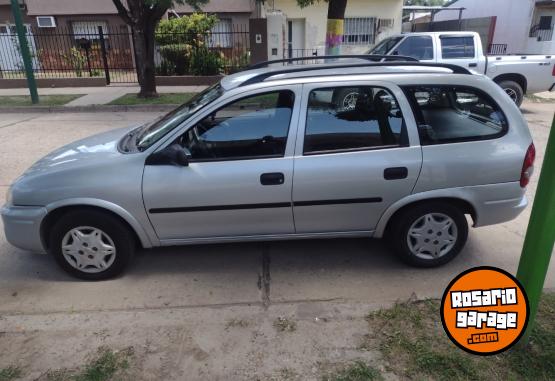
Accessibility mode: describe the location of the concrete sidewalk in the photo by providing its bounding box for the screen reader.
[0,85,206,106]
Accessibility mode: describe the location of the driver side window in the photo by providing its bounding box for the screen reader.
[178,90,295,161]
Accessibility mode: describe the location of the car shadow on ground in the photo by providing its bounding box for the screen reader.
[1,235,478,287]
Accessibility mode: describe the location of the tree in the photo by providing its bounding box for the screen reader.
[297,0,348,55]
[112,0,208,98]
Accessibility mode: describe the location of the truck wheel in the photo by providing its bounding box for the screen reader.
[49,210,135,280]
[332,88,360,111]
[389,202,468,267]
[497,80,523,106]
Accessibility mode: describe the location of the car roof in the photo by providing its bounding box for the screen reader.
[392,31,480,38]
[221,59,471,91]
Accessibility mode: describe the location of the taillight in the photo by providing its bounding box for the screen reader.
[520,143,536,188]
[552,64,555,76]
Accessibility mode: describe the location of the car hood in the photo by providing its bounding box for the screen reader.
[22,126,136,177]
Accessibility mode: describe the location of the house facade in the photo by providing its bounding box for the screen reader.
[265,0,403,56]
[0,0,256,77]
[434,0,555,54]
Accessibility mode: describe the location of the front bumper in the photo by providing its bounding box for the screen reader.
[1,205,47,253]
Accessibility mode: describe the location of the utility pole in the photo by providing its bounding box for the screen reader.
[517,115,555,344]
[10,0,38,104]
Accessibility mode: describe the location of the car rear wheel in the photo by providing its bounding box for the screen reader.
[389,202,468,267]
[49,210,135,280]
[497,80,523,106]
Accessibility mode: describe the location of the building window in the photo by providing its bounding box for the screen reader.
[208,19,232,48]
[343,17,377,45]
[539,15,552,30]
[72,21,109,41]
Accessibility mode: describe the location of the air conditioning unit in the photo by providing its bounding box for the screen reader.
[36,16,56,28]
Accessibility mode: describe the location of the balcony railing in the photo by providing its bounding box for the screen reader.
[487,43,508,55]
[529,24,554,41]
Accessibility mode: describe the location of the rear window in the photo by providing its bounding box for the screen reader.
[440,36,475,59]
[403,86,508,145]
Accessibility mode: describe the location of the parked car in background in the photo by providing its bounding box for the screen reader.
[1,58,534,280]
[368,31,555,106]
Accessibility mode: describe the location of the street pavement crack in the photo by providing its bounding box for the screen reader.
[258,243,271,309]
[0,115,41,130]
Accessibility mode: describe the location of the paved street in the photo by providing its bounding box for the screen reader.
[0,102,554,380]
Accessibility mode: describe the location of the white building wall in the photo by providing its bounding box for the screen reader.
[433,0,536,54]
[268,0,403,54]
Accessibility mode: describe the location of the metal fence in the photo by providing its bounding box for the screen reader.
[0,24,250,83]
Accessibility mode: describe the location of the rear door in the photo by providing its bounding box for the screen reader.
[438,34,485,72]
[291,81,422,234]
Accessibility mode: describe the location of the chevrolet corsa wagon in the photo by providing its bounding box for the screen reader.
[1,58,535,280]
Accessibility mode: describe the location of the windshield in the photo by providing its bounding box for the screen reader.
[368,37,403,55]
[136,83,224,151]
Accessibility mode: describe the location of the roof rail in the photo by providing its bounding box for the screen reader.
[239,61,472,87]
[248,54,418,70]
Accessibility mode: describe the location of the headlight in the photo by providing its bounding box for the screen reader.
[4,185,12,206]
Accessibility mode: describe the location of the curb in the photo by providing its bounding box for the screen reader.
[0,104,178,113]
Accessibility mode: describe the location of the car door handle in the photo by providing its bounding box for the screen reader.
[260,172,285,185]
[384,167,408,180]
[468,62,477,67]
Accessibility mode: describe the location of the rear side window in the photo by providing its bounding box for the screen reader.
[303,86,407,154]
[394,36,434,60]
[403,86,507,145]
[440,36,475,58]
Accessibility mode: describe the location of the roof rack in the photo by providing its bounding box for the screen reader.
[239,60,472,87]
[249,54,418,70]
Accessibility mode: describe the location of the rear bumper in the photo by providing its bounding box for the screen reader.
[1,205,47,253]
[474,194,527,227]
[549,83,555,92]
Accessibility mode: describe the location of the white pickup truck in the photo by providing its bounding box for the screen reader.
[368,31,555,105]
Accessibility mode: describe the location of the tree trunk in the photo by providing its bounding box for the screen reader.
[132,23,158,98]
[325,0,348,55]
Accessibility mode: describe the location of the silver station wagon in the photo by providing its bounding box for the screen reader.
[1,56,535,280]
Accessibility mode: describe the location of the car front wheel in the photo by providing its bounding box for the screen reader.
[49,210,135,280]
[389,202,468,267]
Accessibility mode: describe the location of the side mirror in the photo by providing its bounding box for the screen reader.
[145,144,191,167]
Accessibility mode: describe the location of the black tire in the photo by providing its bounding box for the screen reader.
[389,202,468,267]
[497,80,524,107]
[49,209,135,280]
[332,87,360,110]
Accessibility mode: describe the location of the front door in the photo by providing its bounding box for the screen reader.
[0,24,39,71]
[292,83,422,234]
[287,19,306,58]
[142,87,300,241]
